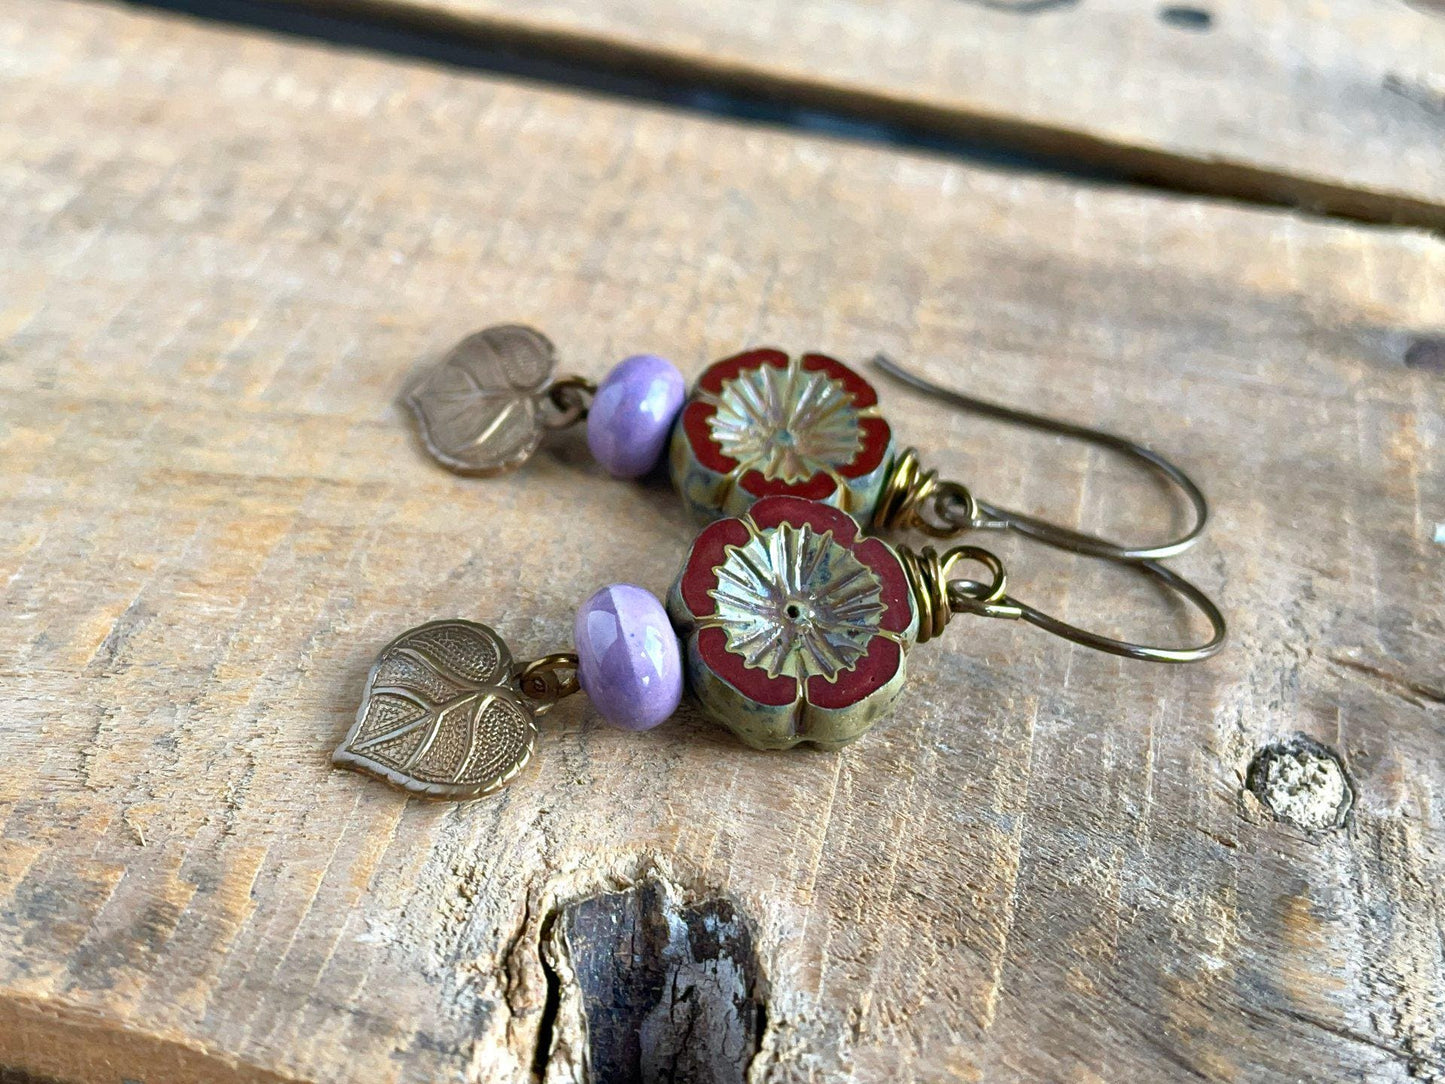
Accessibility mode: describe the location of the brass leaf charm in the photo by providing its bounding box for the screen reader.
[407,324,558,475]
[335,620,537,799]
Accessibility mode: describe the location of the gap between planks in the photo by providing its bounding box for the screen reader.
[131,0,1445,233]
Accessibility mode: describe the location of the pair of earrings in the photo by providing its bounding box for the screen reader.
[334,325,1225,799]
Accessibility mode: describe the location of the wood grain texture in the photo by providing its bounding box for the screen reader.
[2,1,1444,1081]
[300,0,1445,229]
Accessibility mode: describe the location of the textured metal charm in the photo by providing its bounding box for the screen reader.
[334,620,538,799]
[407,325,558,475]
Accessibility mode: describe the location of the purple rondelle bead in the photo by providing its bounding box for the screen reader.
[574,584,683,731]
[586,354,686,479]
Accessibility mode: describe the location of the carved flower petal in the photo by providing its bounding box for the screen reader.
[696,348,789,396]
[853,537,914,634]
[680,400,736,474]
[695,626,799,707]
[677,516,752,618]
[747,495,860,545]
[704,352,865,486]
[804,637,903,710]
[836,416,892,480]
[672,497,919,749]
[738,469,838,503]
[800,352,878,409]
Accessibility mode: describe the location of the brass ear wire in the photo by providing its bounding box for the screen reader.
[870,354,1209,561]
[901,543,1226,661]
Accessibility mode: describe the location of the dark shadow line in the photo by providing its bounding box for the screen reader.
[117,0,1445,231]
[118,0,1146,185]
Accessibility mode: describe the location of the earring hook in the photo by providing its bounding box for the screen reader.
[870,354,1208,562]
[898,544,1225,660]
[942,549,1226,662]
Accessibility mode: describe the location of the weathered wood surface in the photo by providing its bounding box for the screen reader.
[301,0,1445,229]
[1,1,1444,1081]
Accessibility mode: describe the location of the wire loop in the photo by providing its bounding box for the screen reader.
[873,448,986,538]
[871,354,1208,561]
[514,651,582,711]
[940,547,1008,605]
[541,375,597,430]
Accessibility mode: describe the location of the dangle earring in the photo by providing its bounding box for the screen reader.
[350,323,1226,796]
[333,494,1223,798]
[405,325,1207,558]
[667,495,1222,751]
[671,349,1207,557]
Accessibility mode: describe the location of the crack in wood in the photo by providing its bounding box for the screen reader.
[0,1070,73,1084]
[1273,1004,1443,1076]
[540,879,767,1084]
[120,0,1445,230]
[531,907,563,1083]
[1327,655,1445,710]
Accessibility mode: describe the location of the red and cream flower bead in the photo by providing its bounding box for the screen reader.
[667,496,919,750]
[669,349,894,523]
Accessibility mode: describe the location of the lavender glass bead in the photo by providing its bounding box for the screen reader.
[586,354,686,478]
[574,584,683,731]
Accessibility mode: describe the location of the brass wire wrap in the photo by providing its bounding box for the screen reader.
[898,543,948,643]
[898,544,1009,643]
[872,447,980,539]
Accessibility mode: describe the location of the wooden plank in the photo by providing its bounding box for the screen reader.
[297,0,1445,229]
[1,1,1444,1081]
